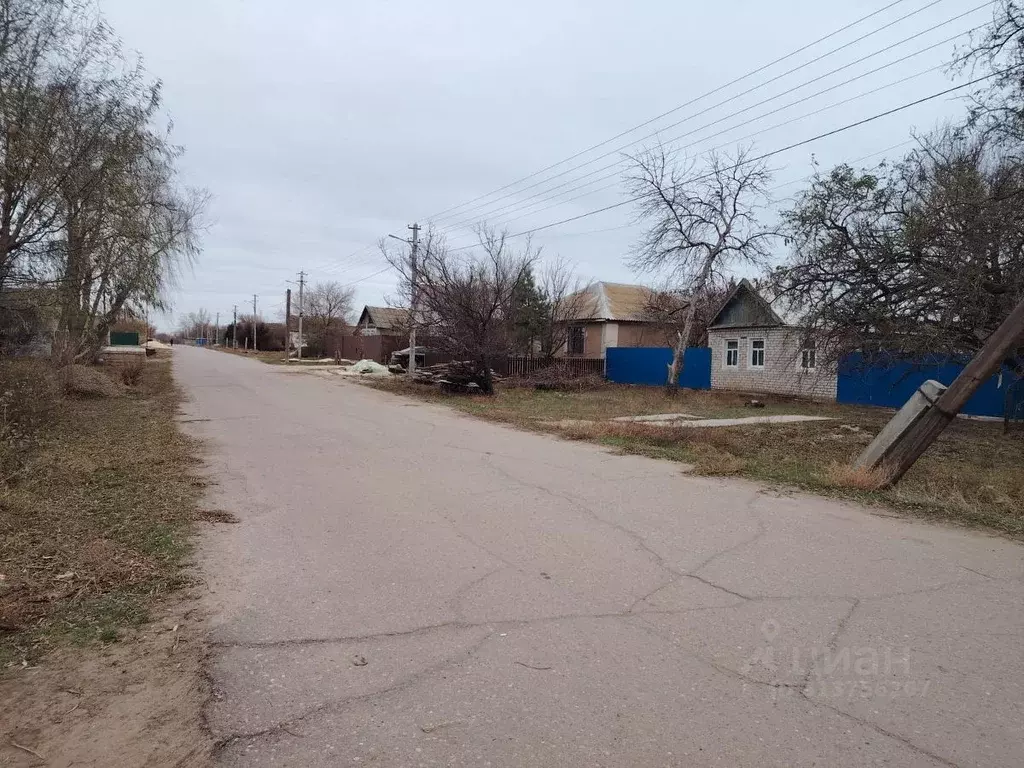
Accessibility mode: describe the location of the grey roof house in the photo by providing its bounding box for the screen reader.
[355,306,411,337]
[706,279,837,401]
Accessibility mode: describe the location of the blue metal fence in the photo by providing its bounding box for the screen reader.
[605,347,711,389]
[837,352,1013,418]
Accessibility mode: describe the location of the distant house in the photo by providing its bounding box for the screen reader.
[706,279,836,400]
[355,306,411,337]
[559,282,677,359]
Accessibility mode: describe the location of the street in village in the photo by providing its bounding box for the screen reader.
[176,346,1024,768]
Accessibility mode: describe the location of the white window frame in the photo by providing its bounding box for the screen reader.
[724,339,739,368]
[750,338,765,370]
[799,341,816,372]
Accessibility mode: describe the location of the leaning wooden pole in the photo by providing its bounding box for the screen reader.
[878,296,1024,485]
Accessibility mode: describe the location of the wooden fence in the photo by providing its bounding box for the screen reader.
[318,333,403,364]
[500,356,605,377]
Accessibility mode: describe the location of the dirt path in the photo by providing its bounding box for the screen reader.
[177,346,1024,767]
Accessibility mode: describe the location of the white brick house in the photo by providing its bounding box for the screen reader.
[707,280,837,401]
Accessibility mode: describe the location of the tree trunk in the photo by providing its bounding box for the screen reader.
[479,357,494,395]
[665,250,717,391]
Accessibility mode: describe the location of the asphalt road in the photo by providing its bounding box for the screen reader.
[174,346,1024,767]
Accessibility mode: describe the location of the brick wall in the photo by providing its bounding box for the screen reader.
[708,326,837,401]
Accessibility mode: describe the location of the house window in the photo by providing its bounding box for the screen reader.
[750,339,765,369]
[725,339,739,368]
[800,341,816,371]
[567,326,586,356]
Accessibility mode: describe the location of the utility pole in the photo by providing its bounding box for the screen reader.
[252,294,258,352]
[297,271,306,361]
[408,223,419,376]
[215,312,220,347]
[285,288,292,356]
[232,305,238,349]
[864,295,1024,484]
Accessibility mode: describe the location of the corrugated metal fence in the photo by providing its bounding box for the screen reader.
[837,353,1016,418]
[605,347,711,388]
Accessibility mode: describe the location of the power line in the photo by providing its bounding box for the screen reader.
[339,266,392,287]
[438,6,990,235]
[233,1,966,293]
[447,69,1010,252]
[423,0,922,223]
[534,139,916,242]
[461,56,952,237]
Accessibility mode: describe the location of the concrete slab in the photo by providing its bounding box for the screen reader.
[645,414,834,428]
[610,412,700,422]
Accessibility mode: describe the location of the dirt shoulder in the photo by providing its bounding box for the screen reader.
[0,352,212,766]
[0,598,209,768]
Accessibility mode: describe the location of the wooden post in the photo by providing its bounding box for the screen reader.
[879,296,1024,484]
[285,288,292,356]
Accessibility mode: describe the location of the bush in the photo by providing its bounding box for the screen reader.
[63,365,125,398]
[120,360,144,386]
[507,363,607,393]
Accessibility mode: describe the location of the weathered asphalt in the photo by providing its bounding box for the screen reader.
[174,346,1024,767]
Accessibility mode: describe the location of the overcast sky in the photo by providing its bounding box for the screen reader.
[98,0,989,331]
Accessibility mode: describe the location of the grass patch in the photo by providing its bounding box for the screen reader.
[369,377,1024,535]
[0,353,203,666]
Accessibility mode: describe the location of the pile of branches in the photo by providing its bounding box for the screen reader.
[410,361,504,394]
[506,362,606,392]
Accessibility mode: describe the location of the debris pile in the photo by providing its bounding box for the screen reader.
[408,361,502,393]
[336,359,391,377]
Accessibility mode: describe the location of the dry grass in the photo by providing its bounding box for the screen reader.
[825,462,895,491]
[374,377,840,423]
[370,377,1024,535]
[62,364,125,398]
[0,353,204,665]
[119,359,145,386]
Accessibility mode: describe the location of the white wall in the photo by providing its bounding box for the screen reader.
[708,326,837,401]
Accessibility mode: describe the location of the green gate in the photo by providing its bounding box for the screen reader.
[109,331,140,346]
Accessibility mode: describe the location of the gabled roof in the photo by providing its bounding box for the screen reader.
[708,279,785,329]
[357,305,411,330]
[565,282,664,322]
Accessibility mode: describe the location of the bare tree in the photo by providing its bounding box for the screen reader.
[532,257,586,361]
[626,144,775,389]
[0,0,131,291]
[0,0,207,360]
[955,1,1024,148]
[178,308,211,340]
[773,127,1024,374]
[639,282,732,350]
[381,226,538,393]
[304,280,355,354]
[53,113,206,361]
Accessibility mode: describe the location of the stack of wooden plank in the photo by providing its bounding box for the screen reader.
[408,361,503,392]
